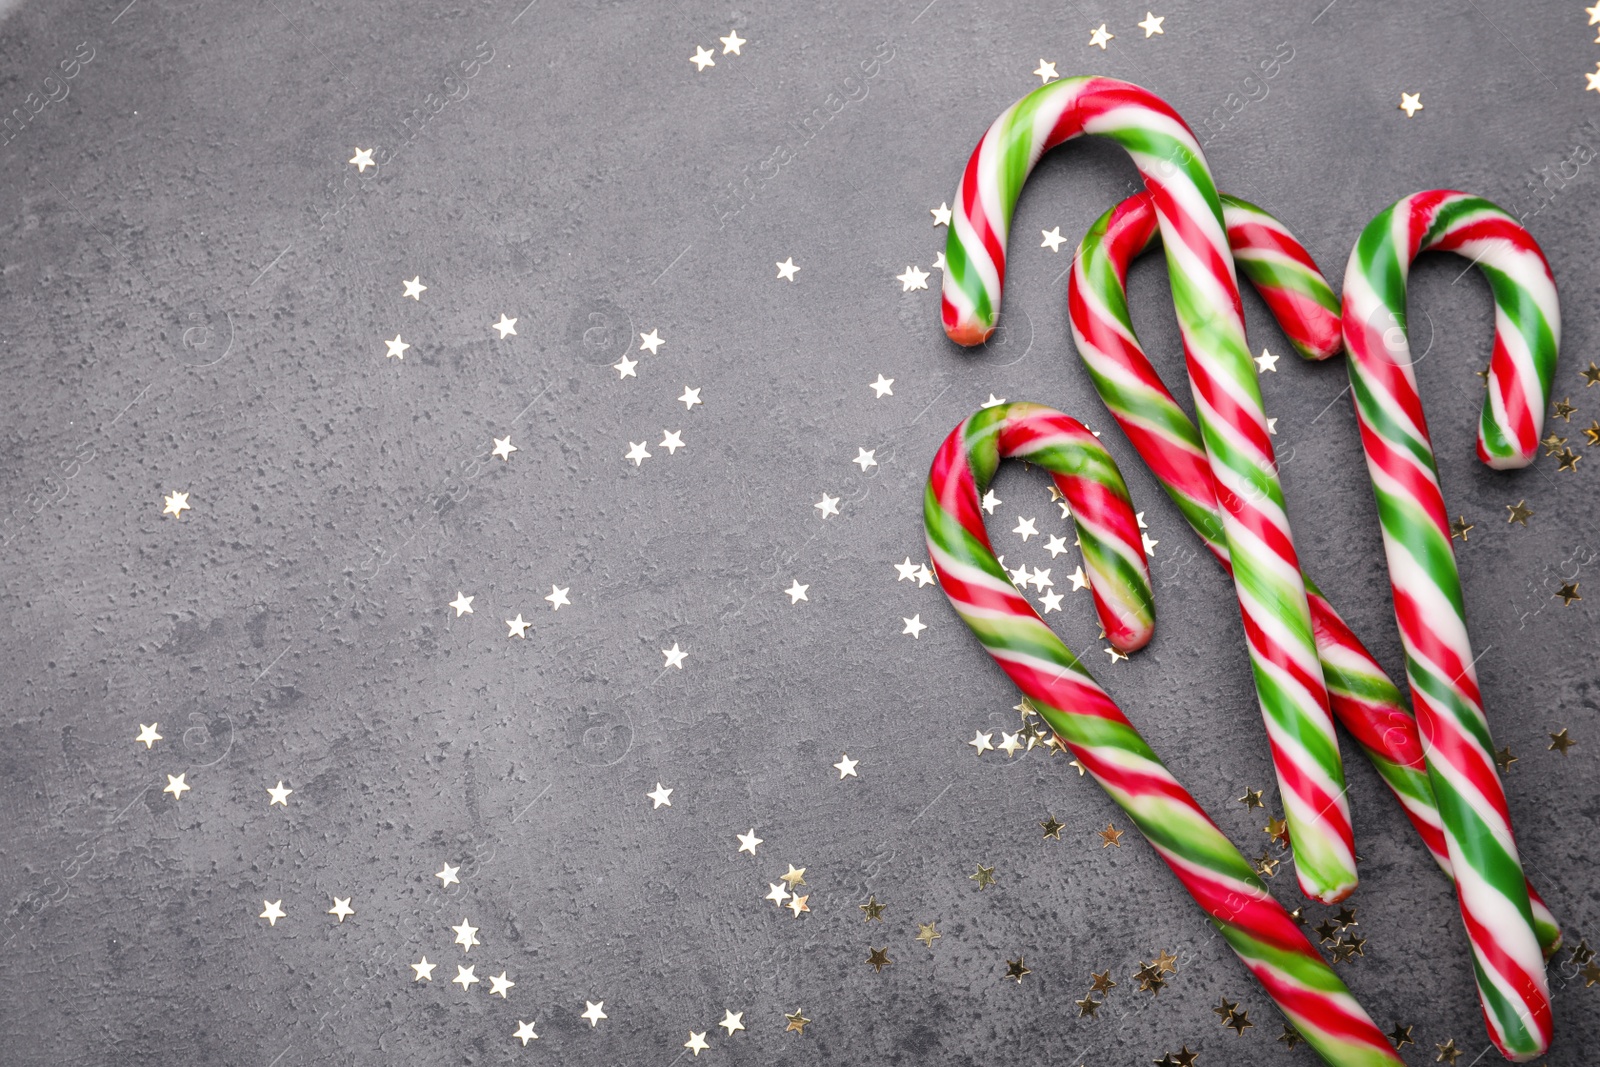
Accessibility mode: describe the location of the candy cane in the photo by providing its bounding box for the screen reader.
[942,78,1357,904]
[1067,189,1561,957]
[925,402,1403,1067]
[1343,191,1557,1061]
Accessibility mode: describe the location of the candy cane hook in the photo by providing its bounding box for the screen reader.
[925,402,1403,1067]
[1343,190,1557,1061]
[1067,189,1561,957]
[942,77,1357,903]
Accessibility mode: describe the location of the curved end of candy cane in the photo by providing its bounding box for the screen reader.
[1298,872,1358,906]
[1476,438,1537,472]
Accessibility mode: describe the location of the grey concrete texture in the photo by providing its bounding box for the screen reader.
[0,0,1596,1064]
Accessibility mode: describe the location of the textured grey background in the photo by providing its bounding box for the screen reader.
[0,0,1596,1064]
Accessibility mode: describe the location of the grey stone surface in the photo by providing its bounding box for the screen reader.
[0,0,1596,1064]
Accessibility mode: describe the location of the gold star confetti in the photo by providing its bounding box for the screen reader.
[1449,515,1474,541]
[1040,815,1065,840]
[259,899,285,926]
[719,1010,745,1036]
[1315,919,1341,944]
[1333,905,1358,929]
[1436,1037,1463,1064]
[786,893,810,918]
[348,147,374,171]
[1097,822,1124,848]
[267,781,293,806]
[859,895,886,921]
[164,773,189,799]
[1387,1022,1414,1049]
[1153,948,1179,974]
[1494,746,1517,772]
[411,957,435,981]
[1004,956,1031,982]
[968,730,994,755]
[1506,500,1534,525]
[1556,446,1582,471]
[866,947,892,971]
[684,1031,709,1056]
[1212,996,1238,1021]
[720,30,745,55]
[327,896,354,921]
[1581,959,1600,986]
[1549,728,1576,755]
[784,1009,810,1034]
[1090,970,1116,994]
[1585,420,1600,446]
[1399,92,1423,117]
[1033,58,1059,83]
[781,865,806,889]
[1555,582,1581,606]
[1278,1024,1303,1049]
[1553,396,1577,421]
[1134,961,1165,994]
[162,491,191,519]
[1075,994,1101,1016]
[1138,11,1165,36]
[136,723,161,748]
[970,864,996,890]
[1088,23,1114,48]
[914,922,941,948]
[1543,432,1569,455]
[1570,939,1594,966]
[1239,788,1264,809]
[690,45,715,71]
[1254,851,1279,877]
[582,1001,607,1027]
[1224,1007,1253,1035]
[1583,361,1600,386]
[402,276,426,299]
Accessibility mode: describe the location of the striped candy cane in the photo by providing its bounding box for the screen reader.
[1067,190,1561,956]
[925,402,1403,1067]
[1343,191,1557,1061]
[942,78,1357,903]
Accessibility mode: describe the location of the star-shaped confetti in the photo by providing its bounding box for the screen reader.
[647,782,674,808]
[859,895,886,921]
[452,918,480,951]
[896,265,930,291]
[412,957,436,981]
[815,493,840,518]
[349,147,374,172]
[639,329,665,354]
[492,436,518,460]
[164,773,189,799]
[513,1021,538,1045]
[1555,582,1581,606]
[402,275,426,299]
[1436,1038,1462,1064]
[916,921,942,947]
[136,723,162,748]
[662,642,689,668]
[902,615,926,638]
[659,430,684,454]
[436,863,460,887]
[626,441,651,465]
[1088,23,1114,48]
[1139,11,1165,36]
[488,971,514,998]
[719,1010,745,1035]
[449,592,474,616]
[1506,500,1534,526]
[684,1031,709,1056]
[1040,815,1065,840]
[834,753,859,778]
[866,947,893,971]
[786,893,809,917]
[784,1009,810,1034]
[1399,92,1423,117]
[328,896,354,922]
[968,730,994,755]
[506,614,530,638]
[1040,226,1066,252]
[384,334,409,360]
[971,864,996,890]
[720,30,745,54]
[853,447,877,471]
[1098,822,1124,847]
[781,866,806,888]
[1004,956,1031,982]
[163,491,191,519]
[736,829,762,855]
[267,781,293,806]
[260,900,285,926]
[930,202,952,226]
[870,374,894,398]
[1033,59,1058,83]
[775,257,800,281]
[690,46,716,71]
[1549,728,1576,755]
[582,1001,607,1026]
[1387,1022,1413,1049]
[784,579,809,604]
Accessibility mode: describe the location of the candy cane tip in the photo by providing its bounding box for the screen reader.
[944,319,993,347]
[1303,877,1358,906]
